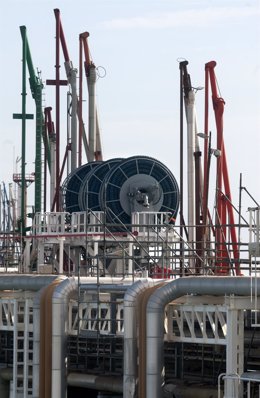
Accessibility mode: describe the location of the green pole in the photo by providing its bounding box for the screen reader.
[21,26,27,236]
[13,27,34,236]
[20,26,43,213]
[34,82,42,213]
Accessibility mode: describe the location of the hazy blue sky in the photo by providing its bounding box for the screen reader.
[0,0,259,222]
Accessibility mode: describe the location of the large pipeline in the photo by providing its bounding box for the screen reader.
[51,277,78,398]
[51,276,152,398]
[123,279,160,398]
[33,277,66,398]
[67,373,123,393]
[0,274,59,290]
[41,279,64,398]
[145,276,260,398]
[138,283,165,398]
[0,274,61,398]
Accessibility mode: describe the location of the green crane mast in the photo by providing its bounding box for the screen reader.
[19,26,50,215]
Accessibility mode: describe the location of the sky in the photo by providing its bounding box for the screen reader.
[0,0,259,228]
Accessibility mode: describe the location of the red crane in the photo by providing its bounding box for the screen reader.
[204,61,240,275]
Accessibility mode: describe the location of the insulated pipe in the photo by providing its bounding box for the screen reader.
[34,276,131,398]
[0,275,60,398]
[80,276,152,285]
[67,373,123,393]
[80,283,129,292]
[146,276,260,398]
[51,277,78,398]
[51,276,138,398]
[37,280,64,398]
[45,280,63,398]
[33,286,45,398]
[0,275,58,291]
[123,279,156,398]
[138,283,165,398]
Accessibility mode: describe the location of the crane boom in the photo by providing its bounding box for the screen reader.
[80,32,103,162]
[19,26,51,215]
[205,61,240,275]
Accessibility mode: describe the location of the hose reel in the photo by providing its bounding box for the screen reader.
[63,156,179,227]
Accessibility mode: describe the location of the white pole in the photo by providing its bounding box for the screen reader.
[185,90,196,245]
[88,66,97,162]
[58,237,65,274]
[65,62,78,171]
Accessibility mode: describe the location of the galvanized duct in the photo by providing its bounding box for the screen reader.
[67,373,123,393]
[145,276,260,398]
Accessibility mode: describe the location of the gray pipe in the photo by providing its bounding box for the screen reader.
[123,279,156,398]
[0,275,58,291]
[52,277,78,398]
[51,276,141,398]
[33,277,66,398]
[0,275,59,398]
[33,285,45,398]
[146,276,260,398]
[67,372,123,393]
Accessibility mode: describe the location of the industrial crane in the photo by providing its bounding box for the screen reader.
[79,31,103,163]
[19,26,52,214]
[180,61,204,274]
[48,9,103,211]
[204,61,240,275]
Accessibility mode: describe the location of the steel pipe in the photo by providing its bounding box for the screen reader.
[67,373,123,393]
[51,276,141,398]
[123,279,156,398]
[52,277,77,398]
[0,275,59,291]
[146,276,260,398]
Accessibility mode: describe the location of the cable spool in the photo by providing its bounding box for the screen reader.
[63,161,102,213]
[78,158,123,211]
[100,155,179,226]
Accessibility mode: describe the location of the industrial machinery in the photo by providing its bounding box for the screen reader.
[0,8,259,398]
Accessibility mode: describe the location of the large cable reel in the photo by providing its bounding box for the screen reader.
[100,155,179,226]
[63,161,102,213]
[78,158,123,212]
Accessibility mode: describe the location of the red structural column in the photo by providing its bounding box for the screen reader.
[46,9,68,211]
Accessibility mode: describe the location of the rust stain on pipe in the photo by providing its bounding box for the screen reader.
[39,279,62,398]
